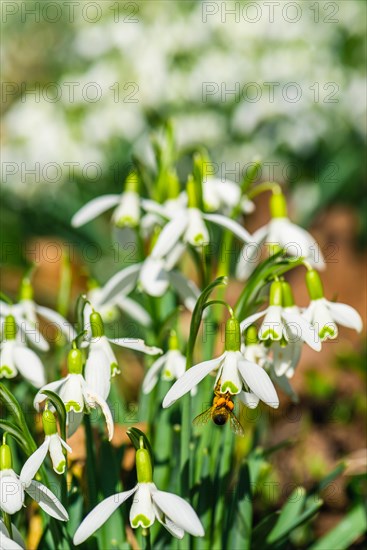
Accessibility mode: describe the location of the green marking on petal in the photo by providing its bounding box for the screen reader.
[111,363,120,376]
[0,366,15,378]
[131,514,152,528]
[221,381,239,394]
[319,326,336,340]
[194,233,204,244]
[65,401,82,413]
[115,216,137,228]
[261,329,281,340]
[55,460,66,474]
[162,369,173,380]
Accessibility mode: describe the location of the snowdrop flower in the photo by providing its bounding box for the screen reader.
[142,332,186,394]
[240,281,321,351]
[84,311,162,399]
[0,518,25,549]
[90,253,200,312]
[73,446,204,544]
[71,171,141,228]
[203,177,255,215]
[303,269,363,340]
[1,278,76,351]
[0,315,46,388]
[163,317,279,409]
[21,411,71,478]
[34,347,114,439]
[0,442,68,521]
[86,281,151,328]
[236,192,325,280]
[145,177,252,259]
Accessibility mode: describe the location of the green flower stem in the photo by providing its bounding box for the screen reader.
[2,511,12,539]
[84,414,98,510]
[180,392,191,499]
[247,181,282,199]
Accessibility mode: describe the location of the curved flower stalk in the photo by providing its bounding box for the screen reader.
[203,177,255,215]
[0,442,68,521]
[34,347,114,439]
[0,518,25,549]
[21,411,71,477]
[73,443,204,544]
[142,331,186,394]
[1,278,76,351]
[86,282,152,328]
[71,171,141,228]
[303,269,363,340]
[84,311,162,399]
[163,317,279,410]
[0,315,46,388]
[236,191,325,280]
[145,176,252,259]
[240,281,321,351]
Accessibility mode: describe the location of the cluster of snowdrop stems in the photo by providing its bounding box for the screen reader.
[0,148,363,549]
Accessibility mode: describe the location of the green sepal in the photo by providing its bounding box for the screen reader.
[306,269,324,300]
[90,311,105,338]
[67,348,83,375]
[270,192,287,218]
[269,281,283,306]
[19,278,34,301]
[281,281,295,307]
[136,448,153,483]
[245,325,259,346]
[225,318,241,351]
[42,410,57,436]
[124,170,139,193]
[0,444,12,470]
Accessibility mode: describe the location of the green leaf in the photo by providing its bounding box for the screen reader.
[41,390,67,441]
[267,487,307,543]
[309,504,367,550]
[127,427,154,471]
[0,383,36,452]
[0,420,31,455]
[186,276,227,370]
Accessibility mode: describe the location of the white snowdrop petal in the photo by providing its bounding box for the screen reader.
[142,354,168,394]
[83,385,114,441]
[0,519,25,549]
[0,471,24,514]
[34,379,66,411]
[219,352,243,394]
[237,360,279,408]
[326,301,363,333]
[109,338,162,356]
[203,213,251,243]
[35,306,76,341]
[151,212,188,259]
[185,209,209,247]
[73,487,137,545]
[25,480,68,521]
[71,195,120,227]
[0,341,17,379]
[114,296,152,327]
[49,435,67,474]
[238,391,260,409]
[84,345,111,401]
[129,484,155,529]
[236,225,268,281]
[240,309,268,332]
[162,356,224,408]
[282,309,321,351]
[13,345,46,388]
[258,306,283,341]
[139,257,170,297]
[98,263,141,305]
[151,489,204,537]
[19,439,50,486]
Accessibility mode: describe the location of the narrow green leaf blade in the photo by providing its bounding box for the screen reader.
[267,487,307,543]
[309,505,367,550]
[41,390,67,441]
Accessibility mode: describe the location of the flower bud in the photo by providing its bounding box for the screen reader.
[0,444,12,470]
[306,269,324,300]
[42,410,57,436]
[270,192,287,218]
[67,348,83,375]
[225,317,241,352]
[136,448,153,483]
[90,311,104,338]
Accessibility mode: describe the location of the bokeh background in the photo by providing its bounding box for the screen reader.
[1,0,366,545]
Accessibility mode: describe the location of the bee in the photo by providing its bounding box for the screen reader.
[193,381,244,437]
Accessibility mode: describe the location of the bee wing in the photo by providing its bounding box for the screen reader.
[193,406,213,427]
[229,411,245,437]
